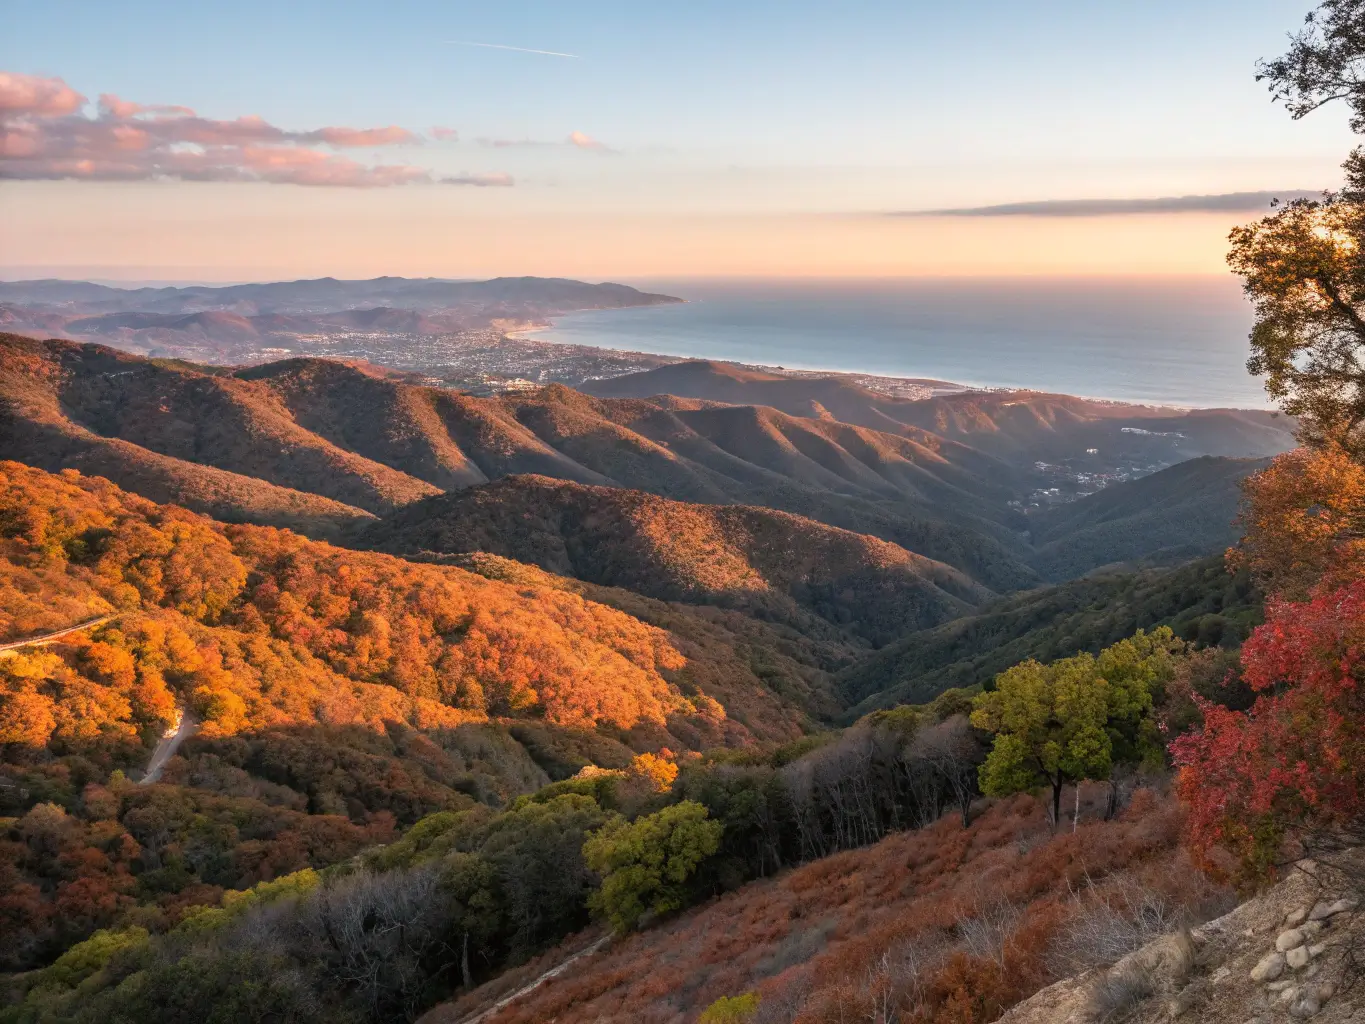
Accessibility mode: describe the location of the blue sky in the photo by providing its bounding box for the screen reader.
[2,0,1358,277]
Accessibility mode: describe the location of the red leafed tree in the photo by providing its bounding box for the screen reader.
[1172,581,1365,877]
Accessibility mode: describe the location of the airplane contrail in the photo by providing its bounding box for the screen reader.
[448,40,581,58]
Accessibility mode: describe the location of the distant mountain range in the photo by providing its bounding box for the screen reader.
[0,275,681,316]
[584,359,1293,463]
[0,334,1292,618]
[0,275,683,365]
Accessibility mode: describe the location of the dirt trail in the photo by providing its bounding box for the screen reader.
[0,615,113,656]
[418,934,611,1024]
[139,708,198,784]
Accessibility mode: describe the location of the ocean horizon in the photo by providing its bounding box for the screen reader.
[527,276,1271,409]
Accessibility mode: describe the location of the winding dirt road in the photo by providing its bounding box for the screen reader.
[0,615,113,657]
[139,709,198,784]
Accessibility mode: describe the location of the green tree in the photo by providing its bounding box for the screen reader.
[1095,628,1184,815]
[971,654,1111,826]
[1257,0,1365,132]
[971,631,1180,826]
[582,800,722,934]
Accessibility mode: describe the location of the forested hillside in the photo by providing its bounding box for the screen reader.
[0,338,1315,1024]
[0,461,845,974]
[838,555,1260,715]
[1027,455,1263,580]
[357,474,989,645]
[0,335,1291,599]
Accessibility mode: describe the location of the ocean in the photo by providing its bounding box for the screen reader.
[525,277,1269,409]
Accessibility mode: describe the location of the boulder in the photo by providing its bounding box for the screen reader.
[1277,928,1306,951]
[1250,951,1286,982]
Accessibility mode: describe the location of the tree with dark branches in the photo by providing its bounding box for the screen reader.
[1259,0,1365,132]
[1232,1,1365,451]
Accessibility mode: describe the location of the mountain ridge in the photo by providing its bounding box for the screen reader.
[356,474,990,646]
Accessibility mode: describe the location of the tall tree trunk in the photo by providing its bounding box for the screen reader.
[1052,776,1064,829]
[461,931,472,990]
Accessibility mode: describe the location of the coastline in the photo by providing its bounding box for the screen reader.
[512,311,1263,413]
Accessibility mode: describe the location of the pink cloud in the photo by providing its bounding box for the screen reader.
[0,72,86,117]
[238,145,429,186]
[0,71,509,187]
[431,126,459,141]
[304,125,420,147]
[98,93,195,119]
[568,130,608,150]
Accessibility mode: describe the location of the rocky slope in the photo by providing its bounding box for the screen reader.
[999,860,1363,1024]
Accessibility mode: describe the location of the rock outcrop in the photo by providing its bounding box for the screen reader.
[998,861,1364,1023]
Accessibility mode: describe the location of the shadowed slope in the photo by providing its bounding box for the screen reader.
[837,556,1261,716]
[357,475,989,645]
[1027,455,1265,580]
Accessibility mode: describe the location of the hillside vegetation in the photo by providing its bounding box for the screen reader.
[0,461,845,973]
[838,556,1261,715]
[0,336,1041,591]
[4,336,1289,603]
[1028,455,1264,580]
[357,474,989,645]
[440,790,1222,1024]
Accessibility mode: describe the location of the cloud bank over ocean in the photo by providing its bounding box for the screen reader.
[903,190,1323,217]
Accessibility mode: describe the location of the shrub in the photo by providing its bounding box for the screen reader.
[583,800,722,933]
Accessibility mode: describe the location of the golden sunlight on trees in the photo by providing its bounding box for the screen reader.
[1231,443,1365,596]
[1231,0,1365,451]
[698,992,761,1024]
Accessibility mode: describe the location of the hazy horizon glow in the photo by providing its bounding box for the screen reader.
[1,0,1354,277]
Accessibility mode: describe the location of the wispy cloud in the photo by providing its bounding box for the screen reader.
[447,40,580,59]
[0,70,511,188]
[439,172,513,187]
[899,191,1323,217]
[477,131,616,153]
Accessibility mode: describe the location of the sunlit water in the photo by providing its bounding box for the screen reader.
[527,277,1268,409]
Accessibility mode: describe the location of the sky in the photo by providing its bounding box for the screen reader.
[1,0,1358,279]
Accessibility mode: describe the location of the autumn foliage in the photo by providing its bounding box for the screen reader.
[0,461,750,972]
[1230,444,1365,597]
[1172,580,1365,877]
[453,789,1222,1024]
[0,459,736,750]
